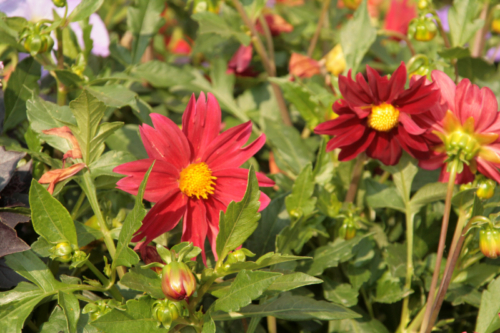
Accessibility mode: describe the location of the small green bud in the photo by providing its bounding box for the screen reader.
[477,179,496,200]
[479,225,500,259]
[408,17,437,42]
[52,0,67,7]
[50,242,73,262]
[338,220,356,240]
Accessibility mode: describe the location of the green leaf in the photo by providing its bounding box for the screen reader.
[365,179,405,212]
[213,270,281,312]
[212,293,360,321]
[313,138,335,186]
[452,188,475,210]
[222,253,308,275]
[285,164,317,219]
[476,276,500,333]
[119,267,164,299]
[4,250,62,291]
[29,179,78,246]
[131,60,193,88]
[192,11,250,46]
[409,182,448,213]
[127,0,164,64]
[381,154,418,203]
[3,56,41,131]
[105,124,148,160]
[0,282,46,333]
[339,0,376,72]
[39,306,69,333]
[201,316,216,333]
[89,150,135,178]
[216,166,261,261]
[299,235,369,276]
[112,162,154,271]
[323,277,358,307]
[263,118,315,175]
[58,291,80,333]
[68,0,105,22]
[329,307,390,333]
[448,0,484,47]
[92,296,164,332]
[246,194,289,257]
[266,272,322,293]
[26,94,76,152]
[269,78,321,129]
[68,90,106,164]
[438,46,471,59]
[457,57,496,82]
[54,69,84,88]
[374,271,410,304]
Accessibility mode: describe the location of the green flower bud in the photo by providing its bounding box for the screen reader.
[83,300,114,322]
[408,17,437,42]
[477,179,496,200]
[152,300,181,329]
[52,0,67,7]
[339,220,357,240]
[161,261,196,301]
[40,34,54,53]
[479,225,500,259]
[50,242,73,262]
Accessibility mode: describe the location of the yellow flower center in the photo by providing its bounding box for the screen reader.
[367,103,400,132]
[179,162,217,199]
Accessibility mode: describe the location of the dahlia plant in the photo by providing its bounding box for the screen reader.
[4,0,500,333]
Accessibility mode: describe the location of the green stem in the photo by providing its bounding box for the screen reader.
[344,153,366,203]
[425,212,473,333]
[84,260,123,301]
[55,27,67,106]
[71,191,86,220]
[420,159,459,333]
[360,287,374,318]
[399,208,416,332]
[246,317,261,333]
[80,171,126,278]
[307,0,332,57]
[377,30,416,56]
[189,274,218,312]
[267,316,277,333]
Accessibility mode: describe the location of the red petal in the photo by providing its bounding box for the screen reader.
[431,70,456,112]
[182,93,222,161]
[212,168,275,187]
[131,190,187,243]
[338,129,376,161]
[314,114,362,136]
[324,124,366,151]
[149,113,191,169]
[339,71,373,106]
[205,198,226,261]
[396,127,429,152]
[182,199,208,263]
[228,45,253,73]
[114,159,179,203]
[477,158,500,183]
[385,62,407,103]
[399,112,427,135]
[419,152,446,170]
[367,132,402,166]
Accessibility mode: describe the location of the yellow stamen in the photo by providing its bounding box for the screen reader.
[179,162,217,199]
[367,103,400,132]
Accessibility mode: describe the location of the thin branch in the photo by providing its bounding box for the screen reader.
[377,30,416,57]
[344,153,366,203]
[307,0,332,57]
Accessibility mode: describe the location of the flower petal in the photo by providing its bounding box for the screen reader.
[131,190,187,244]
[182,199,209,262]
[338,129,376,161]
[114,159,180,203]
[399,112,426,135]
[431,69,456,112]
[477,157,500,183]
[212,168,275,187]
[182,93,222,161]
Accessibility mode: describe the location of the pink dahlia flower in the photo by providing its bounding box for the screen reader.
[114,93,274,261]
[420,71,500,184]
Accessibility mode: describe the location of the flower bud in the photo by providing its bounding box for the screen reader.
[161,261,196,301]
[52,0,67,7]
[342,0,361,10]
[477,179,496,200]
[339,220,356,240]
[50,242,73,262]
[152,300,181,329]
[417,0,429,10]
[479,226,500,259]
[408,17,437,42]
[226,249,247,264]
[492,19,500,34]
[83,299,116,321]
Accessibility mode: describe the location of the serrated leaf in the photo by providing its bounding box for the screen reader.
[92,296,164,332]
[216,167,261,261]
[329,307,389,333]
[285,164,317,219]
[365,179,405,212]
[381,154,418,203]
[339,0,376,72]
[214,270,281,312]
[266,272,322,293]
[68,0,105,22]
[476,276,500,333]
[3,56,41,131]
[89,150,135,179]
[192,11,250,46]
[112,162,154,270]
[212,293,360,321]
[409,182,448,213]
[29,179,78,246]
[131,60,193,88]
[39,306,68,333]
[299,235,369,276]
[5,250,62,291]
[449,0,484,47]
[58,291,80,333]
[222,253,308,275]
[119,267,164,299]
[323,277,358,307]
[127,0,164,64]
[105,124,148,160]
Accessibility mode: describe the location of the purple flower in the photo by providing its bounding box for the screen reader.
[435,6,450,32]
[0,0,109,57]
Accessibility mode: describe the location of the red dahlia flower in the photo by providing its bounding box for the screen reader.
[419,71,500,184]
[114,93,274,261]
[314,63,441,165]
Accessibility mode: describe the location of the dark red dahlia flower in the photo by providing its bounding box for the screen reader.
[114,93,274,261]
[419,71,500,184]
[314,62,441,166]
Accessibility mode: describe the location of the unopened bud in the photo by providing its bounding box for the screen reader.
[339,220,356,240]
[477,179,496,200]
[50,242,73,262]
[52,0,67,7]
[152,300,181,329]
[408,17,437,42]
[161,261,196,301]
[479,225,500,259]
